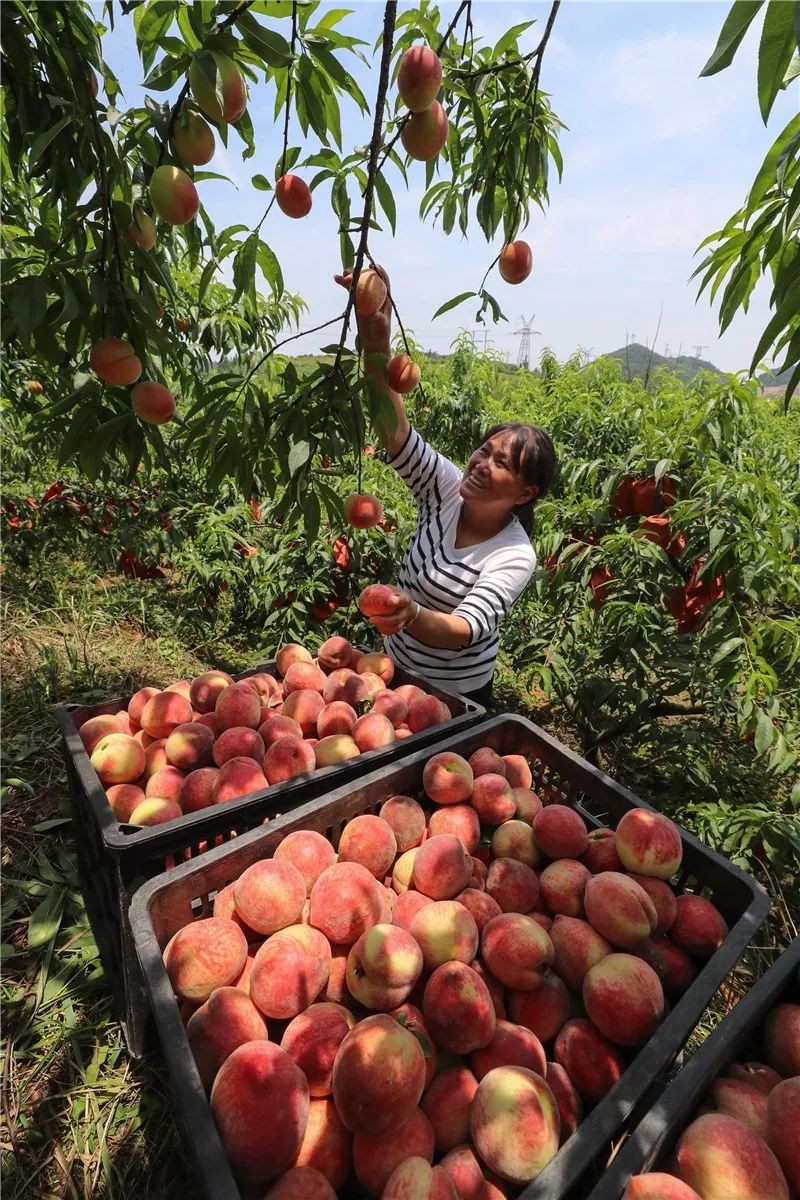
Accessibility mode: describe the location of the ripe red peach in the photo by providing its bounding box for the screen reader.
[629,875,678,934]
[318,636,353,671]
[395,726,413,739]
[400,101,448,161]
[534,805,589,859]
[80,713,123,754]
[274,830,336,895]
[353,1108,435,1197]
[214,682,261,731]
[186,986,267,1090]
[283,661,327,695]
[584,872,658,949]
[410,901,479,970]
[670,894,729,958]
[513,787,544,823]
[540,859,591,917]
[554,1018,626,1103]
[712,1077,768,1137]
[210,1041,309,1184]
[264,1166,335,1199]
[397,44,443,112]
[354,269,387,317]
[490,819,540,867]
[421,1067,478,1153]
[407,695,449,732]
[323,668,371,707]
[469,747,506,778]
[582,827,623,873]
[469,773,515,825]
[189,670,233,712]
[423,962,496,1054]
[413,834,472,900]
[338,814,397,878]
[128,686,160,726]
[550,915,613,991]
[763,1002,800,1077]
[143,740,168,779]
[213,725,264,766]
[393,890,433,932]
[319,945,352,1008]
[676,1112,789,1200]
[164,721,213,770]
[387,352,421,395]
[471,959,506,1020]
[314,734,360,767]
[767,1077,800,1191]
[509,970,571,1043]
[212,882,258,939]
[129,796,182,825]
[352,712,395,752]
[429,804,481,853]
[91,732,146,785]
[468,856,488,890]
[317,701,357,738]
[233,858,306,934]
[622,1175,703,1199]
[503,754,532,788]
[292,1098,352,1190]
[309,862,385,945]
[546,1061,583,1142]
[728,1062,782,1094]
[346,925,423,1010]
[470,1019,547,1082]
[250,925,332,1019]
[616,808,683,880]
[264,735,316,784]
[392,848,418,893]
[471,1065,560,1184]
[454,888,502,934]
[345,491,384,528]
[370,690,408,727]
[498,241,533,285]
[440,1145,508,1200]
[212,756,268,804]
[276,643,313,676]
[106,783,145,821]
[382,1159,459,1200]
[89,336,142,385]
[283,688,326,736]
[583,953,665,1046]
[259,714,304,746]
[163,916,248,1002]
[332,1013,426,1135]
[394,683,426,706]
[194,712,218,737]
[380,795,426,851]
[389,1002,437,1086]
[423,751,474,805]
[145,765,185,803]
[481,913,553,990]
[357,652,394,683]
[486,858,539,913]
[280,1001,355,1096]
[242,672,281,702]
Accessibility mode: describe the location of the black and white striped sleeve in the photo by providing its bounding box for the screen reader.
[452,551,535,646]
[386,426,461,504]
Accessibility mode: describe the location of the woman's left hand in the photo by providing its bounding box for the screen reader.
[367,589,418,636]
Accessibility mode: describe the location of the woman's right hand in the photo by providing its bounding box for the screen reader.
[334,262,392,354]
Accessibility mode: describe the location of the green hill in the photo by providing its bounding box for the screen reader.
[602,343,726,383]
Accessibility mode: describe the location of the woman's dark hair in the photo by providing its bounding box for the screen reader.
[482,422,558,536]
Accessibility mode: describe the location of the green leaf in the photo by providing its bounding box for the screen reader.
[233,233,258,306]
[144,53,192,91]
[711,636,744,665]
[237,12,292,66]
[755,710,775,753]
[374,170,396,235]
[757,0,798,122]
[9,275,48,340]
[288,439,311,476]
[251,173,271,191]
[29,115,72,167]
[700,1,765,76]
[432,291,477,320]
[27,888,65,949]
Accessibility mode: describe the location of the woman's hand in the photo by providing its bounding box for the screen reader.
[334,262,392,354]
[365,588,418,636]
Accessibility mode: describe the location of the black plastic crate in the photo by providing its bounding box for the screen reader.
[586,936,800,1200]
[54,653,483,1058]
[129,714,770,1200]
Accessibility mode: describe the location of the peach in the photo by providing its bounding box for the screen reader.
[413,834,472,900]
[470,1019,547,1081]
[274,830,336,895]
[318,636,352,671]
[712,1077,768,1137]
[469,747,506,778]
[165,680,192,701]
[332,1013,426,1135]
[554,1018,626,1103]
[186,986,267,1089]
[623,1176,703,1200]
[490,819,540,867]
[550,915,612,991]
[469,857,488,890]
[582,827,623,873]
[471,959,506,1020]
[149,164,199,225]
[210,1042,308,1184]
[470,1064,560,1184]
[250,925,332,1019]
[282,688,325,736]
[292,1098,352,1190]
[381,795,426,851]
[143,739,169,779]
[280,1002,355,1096]
[131,381,175,424]
[212,883,258,937]
[264,735,316,784]
[317,700,358,738]
[498,240,533,285]
[345,491,384,528]
[629,875,678,933]
[394,890,433,931]
[79,713,123,754]
[397,44,442,111]
[90,732,146,785]
[410,901,479,970]
[233,858,306,934]
[728,1062,783,1094]
[423,962,496,1054]
[421,1067,478,1153]
[513,787,544,823]
[346,925,423,1010]
[395,727,413,739]
[164,721,213,770]
[392,848,418,893]
[324,669,372,708]
[212,725,264,766]
[407,694,449,732]
[440,1144,508,1200]
[531,912,553,934]
[370,690,408,727]
[194,712,217,736]
[509,970,571,1042]
[145,765,185,803]
[319,945,352,1008]
[429,804,481,853]
[763,1002,800,1077]
[352,712,395,752]
[471,774,516,825]
[106,782,146,821]
[338,814,397,878]
[264,1166,335,1199]
[275,173,313,219]
[212,756,268,804]
[394,683,426,706]
[670,894,728,958]
[89,336,141,386]
[163,917,247,1001]
[584,872,658,949]
[129,796,182,825]
[171,104,215,166]
[357,652,394,683]
[387,352,421,394]
[539,859,591,916]
[242,672,281,702]
[423,751,474,805]
[455,888,502,934]
[354,1107,435,1196]
[189,51,247,123]
[767,1077,800,1191]
[534,805,589,859]
[128,686,160,726]
[676,1112,789,1200]
[485,858,539,913]
[354,269,388,317]
[481,913,553,990]
[276,644,313,676]
[401,101,448,161]
[382,1159,459,1200]
[616,808,683,879]
[214,682,261,731]
[503,754,533,788]
[314,734,360,767]
[583,953,664,1046]
[309,862,385,944]
[546,1062,583,1142]
[259,714,304,746]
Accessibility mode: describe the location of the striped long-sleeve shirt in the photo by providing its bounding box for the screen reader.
[384,426,536,695]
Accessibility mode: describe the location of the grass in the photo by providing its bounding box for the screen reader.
[1,564,796,1198]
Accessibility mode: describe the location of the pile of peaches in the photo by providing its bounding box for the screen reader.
[156,741,732,1198]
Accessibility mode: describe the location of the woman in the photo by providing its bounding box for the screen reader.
[336,265,557,704]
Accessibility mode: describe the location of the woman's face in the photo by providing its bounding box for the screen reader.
[460,432,537,509]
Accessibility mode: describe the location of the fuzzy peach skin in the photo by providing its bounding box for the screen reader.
[280,1002,355,1096]
[546,1061,583,1143]
[79,713,124,754]
[332,1013,426,1136]
[503,754,532,787]
[582,828,623,873]
[291,1098,352,1191]
[276,643,313,676]
[766,1076,800,1192]
[470,1065,560,1184]
[186,986,267,1089]
[163,917,247,1002]
[353,1107,435,1197]
[381,1158,460,1200]
[439,1145,509,1200]
[615,808,683,880]
[481,913,554,990]
[309,862,385,945]
[622,1174,703,1199]
[346,923,423,1009]
[380,795,428,851]
[413,834,473,900]
[423,961,496,1055]
[485,857,539,913]
[233,858,306,934]
[410,901,479,971]
[533,804,589,859]
[629,875,678,934]
[669,894,728,958]
[727,1062,783,1094]
[423,751,474,805]
[711,1077,768,1138]
[420,1067,478,1154]
[539,859,591,916]
[264,1165,336,1200]
[250,925,332,1019]
[582,953,665,1047]
[490,819,540,867]
[584,872,658,949]
[454,888,502,935]
[274,830,337,895]
[508,971,571,1043]
[635,936,697,997]
[763,1002,800,1077]
[470,1019,547,1082]
[553,1018,626,1104]
[393,889,433,932]
[470,773,516,825]
[90,732,146,785]
[389,1002,438,1088]
[337,814,397,878]
[675,1112,789,1200]
[429,804,481,854]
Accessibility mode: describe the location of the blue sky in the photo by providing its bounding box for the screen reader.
[99,2,799,372]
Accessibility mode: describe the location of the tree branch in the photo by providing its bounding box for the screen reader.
[256,1,298,232]
[587,702,708,753]
[232,313,347,404]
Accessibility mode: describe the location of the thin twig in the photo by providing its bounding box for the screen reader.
[232,313,347,404]
[256,0,298,232]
